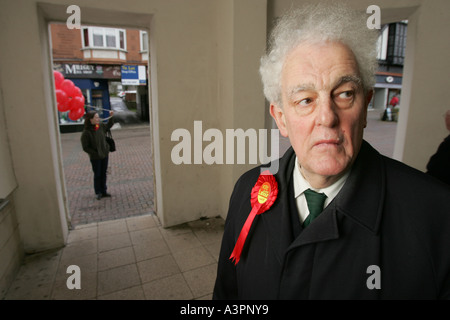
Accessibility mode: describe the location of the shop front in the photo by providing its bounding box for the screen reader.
[53,63,121,133]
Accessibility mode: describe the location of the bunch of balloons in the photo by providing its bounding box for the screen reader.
[53,70,85,121]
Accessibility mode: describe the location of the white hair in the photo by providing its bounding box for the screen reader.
[260,2,379,105]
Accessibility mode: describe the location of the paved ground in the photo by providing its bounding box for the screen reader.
[61,123,155,227]
[364,109,398,157]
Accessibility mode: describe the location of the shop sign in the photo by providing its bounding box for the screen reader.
[121,65,147,85]
[53,63,121,79]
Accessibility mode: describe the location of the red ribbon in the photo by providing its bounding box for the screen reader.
[94,124,100,131]
[229,170,278,265]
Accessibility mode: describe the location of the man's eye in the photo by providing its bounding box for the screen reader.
[338,91,354,99]
[296,98,313,106]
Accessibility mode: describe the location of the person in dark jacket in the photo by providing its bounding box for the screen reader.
[213,2,450,300]
[426,110,450,185]
[81,110,114,200]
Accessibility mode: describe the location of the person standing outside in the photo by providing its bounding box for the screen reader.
[389,93,399,108]
[81,110,115,200]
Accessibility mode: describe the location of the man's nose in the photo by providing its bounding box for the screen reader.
[315,96,338,127]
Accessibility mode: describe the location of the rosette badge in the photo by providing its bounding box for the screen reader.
[230,170,278,265]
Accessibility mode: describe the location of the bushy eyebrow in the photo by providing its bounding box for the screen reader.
[287,83,315,99]
[287,74,363,99]
[333,75,362,91]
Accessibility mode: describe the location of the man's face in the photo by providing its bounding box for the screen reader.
[270,41,372,187]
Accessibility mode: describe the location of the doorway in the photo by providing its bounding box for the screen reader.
[49,20,156,228]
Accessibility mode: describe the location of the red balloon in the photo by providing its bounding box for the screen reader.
[68,95,85,111]
[56,89,71,112]
[53,71,64,89]
[72,86,83,98]
[60,79,75,96]
[68,106,85,121]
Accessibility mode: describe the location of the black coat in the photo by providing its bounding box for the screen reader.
[214,141,450,299]
[427,135,450,185]
[80,117,114,160]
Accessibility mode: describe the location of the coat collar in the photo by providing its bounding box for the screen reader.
[260,140,385,259]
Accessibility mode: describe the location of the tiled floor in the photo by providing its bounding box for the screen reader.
[4,214,224,300]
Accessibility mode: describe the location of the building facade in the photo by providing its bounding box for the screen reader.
[51,23,149,132]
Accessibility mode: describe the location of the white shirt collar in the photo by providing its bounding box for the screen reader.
[293,156,349,207]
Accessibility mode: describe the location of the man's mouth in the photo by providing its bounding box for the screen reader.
[313,138,341,147]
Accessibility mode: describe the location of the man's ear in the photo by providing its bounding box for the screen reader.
[270,103,288,137]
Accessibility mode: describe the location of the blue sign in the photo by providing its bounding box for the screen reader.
[121,65,146,85]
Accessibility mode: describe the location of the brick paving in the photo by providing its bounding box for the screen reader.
[61,124,155,227]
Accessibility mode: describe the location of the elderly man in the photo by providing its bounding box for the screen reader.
[214,3,450,299]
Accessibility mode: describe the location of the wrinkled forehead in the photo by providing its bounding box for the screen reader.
[281,41,362,92]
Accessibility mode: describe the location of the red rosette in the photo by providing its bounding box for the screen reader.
[229,170,278,265]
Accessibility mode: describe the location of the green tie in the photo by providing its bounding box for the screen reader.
[302,189,327,227]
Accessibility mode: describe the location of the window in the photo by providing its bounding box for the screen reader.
[83,28,89,47]
[140,31,148,52]
[387,22,407,65]
[81,27,126,50]
[376,25,389,61]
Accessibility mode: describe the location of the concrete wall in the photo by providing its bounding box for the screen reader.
[0,84,23,299]
[216,0,267,216]
[0,196,23,299]
[373,88,389,110]
[0,0,69,254]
